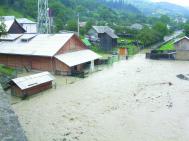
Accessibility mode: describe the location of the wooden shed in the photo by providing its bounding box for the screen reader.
[10,72,54,97]
[88,26,118,52]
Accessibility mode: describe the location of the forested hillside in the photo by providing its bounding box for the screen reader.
[0,0,144,32]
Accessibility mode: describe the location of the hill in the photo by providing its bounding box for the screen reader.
[122,0,189,18]
[0,0,143,32]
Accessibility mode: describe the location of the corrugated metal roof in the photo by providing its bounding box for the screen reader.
[16,18,36,24]
[0,16,15,21]
[12,72,54,90]
[0,33,74,57]
[174,36,189,44]
[0,34,23,41]
[3,20,14,31]
[92,26,118,39]
[55,49,101,67]
[20,34,37,41]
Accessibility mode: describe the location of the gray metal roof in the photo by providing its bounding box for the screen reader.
[174,36,189,44]
[0,33,74,57]
[1,20,14,31]
[92,26,118,39]
[55,49,101,67]
[0,34,23,41]
[0,16,15,21]
[12,72,54,90]
[16,18,36,24]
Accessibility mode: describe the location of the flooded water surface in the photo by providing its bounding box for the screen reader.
[13,54,189,141]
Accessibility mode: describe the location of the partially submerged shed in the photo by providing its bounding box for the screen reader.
[10,72,54,97]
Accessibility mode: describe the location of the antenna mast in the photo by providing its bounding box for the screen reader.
[38,0,49,34]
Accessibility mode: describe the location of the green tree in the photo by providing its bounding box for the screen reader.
[184,23,189,37]
[66,20,77,31]
[160,15,170,24]
[0,21,6,37]
[153,22,168,38]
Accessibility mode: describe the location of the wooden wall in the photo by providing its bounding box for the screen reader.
[56,34,87,55]
[0,55,53,71]
[11,81,52,97]
[0,34,88,74]
[99,33,117,52]
[8,20,26,34]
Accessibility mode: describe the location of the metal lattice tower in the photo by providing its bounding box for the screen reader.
[37,0,49,34]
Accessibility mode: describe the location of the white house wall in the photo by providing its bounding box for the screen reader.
[22,24,37,33]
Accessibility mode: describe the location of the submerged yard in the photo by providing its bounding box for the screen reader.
[12,54,189,141]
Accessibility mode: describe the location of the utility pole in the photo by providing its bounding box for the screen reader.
[77,13,80,37]
[38,0,49,34]
[48,8,54,34]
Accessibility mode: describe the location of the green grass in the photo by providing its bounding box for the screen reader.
[119,45,139,56]
[0,6,23,18]
[118,38,134,44]
[127,45,139,56]
[0,64,15,76]
[158,41,175,51]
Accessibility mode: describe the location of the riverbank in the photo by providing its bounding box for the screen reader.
[13,53,189,141]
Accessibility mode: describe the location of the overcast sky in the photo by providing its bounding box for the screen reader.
[152,0,189,7]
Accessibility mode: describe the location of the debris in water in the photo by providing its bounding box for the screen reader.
[177,74,189,81]
[167,102,173,109]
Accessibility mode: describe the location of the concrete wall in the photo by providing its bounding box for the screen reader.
[175,38,189,60]
[176,50,189,60]
[0,86,27,141]
[175,38,189,51]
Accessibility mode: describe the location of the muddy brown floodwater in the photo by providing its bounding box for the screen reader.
[12,54,189,141]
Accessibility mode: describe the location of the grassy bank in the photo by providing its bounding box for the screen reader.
[157,41,175,51]
[0,6,23,18]
[0,64,16,76]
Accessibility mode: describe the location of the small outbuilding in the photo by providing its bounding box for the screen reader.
[174,36,189,60]
[0,16,26,34]
[88,26,118,52]
[10,72,54,97]
[17,18,37,33]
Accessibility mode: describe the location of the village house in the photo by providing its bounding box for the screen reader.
[174,36,189,60]
[129,23,143,30]
[88,26,118,52]
[0,16,26,34]
[17,18,37,33]
[10,72,54,97]
[0,33,101,75]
